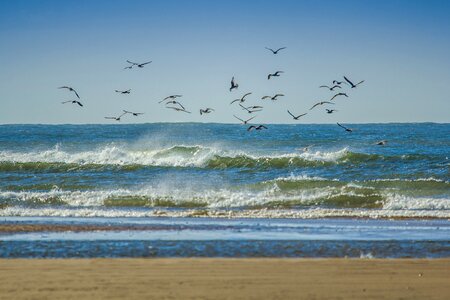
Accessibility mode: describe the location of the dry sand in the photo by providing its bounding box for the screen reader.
[0,258,449,300]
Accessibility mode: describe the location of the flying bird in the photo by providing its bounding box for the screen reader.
[265,47,286,54]
[125,60,152,68]
[319,85,341,91]
[105,112,127,121]
[123,110,143,116]
[230,92,252,104]
[261,94,284,101]
[309,101,334,110]
[58,86,80,99]
[166,106,191,113]
[343,76,364,88]
[61,100,83,107]
[330,93,348,101]
[165,101,185,110]
[159,95,182,103]
[333,80,344,85]
[200,108,215,115]
[337,122,353,132]
[247,125,268,131]
[230,76,239,91]
[234,115,256,124]
[268,71,284,80]
[239,104,262,114]
[115,89,131,94]
[287,110,307,120]
[326,109,337,114]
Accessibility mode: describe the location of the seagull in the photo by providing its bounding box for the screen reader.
[343,76,364,88]
[58,86,80,99]
[287,110,307,120]
[105,112,127,121]
[310,101,334,110]
[165,101,185,110]
[265,47,286,54]
[333,80,344,85]
[319,85,341,91]
[125,60,152,68]
[268,71,284,80]
[166,106,191,113]
[261,94,284,101]
[123,110,144,116]
[337,122,353,132]
[115,89,131,94]
[330,93,348,101]
[230,76,239,91]
[375,140,388,146]
[230,92,252,104]
[239,104,262,114]
[61,100,83,107]
[159,95,183,103]
[200,108,215,115]
[234,115,256,124]
[326,109,338,114]
[247,125,268,131]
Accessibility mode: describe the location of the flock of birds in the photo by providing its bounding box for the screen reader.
[59,46,382,140]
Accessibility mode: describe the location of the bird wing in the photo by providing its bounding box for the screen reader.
[104,117,116,119]
[140,61,152,66]
[260,125,268,129]
[247,125,256,131]
[355,80,365,86]
[233,115,244,122]
[242,92,252,99]
[265,47,275,53]
[310,103,320,110]
[298,113,307,118]
[73,90,80,99]
[275,47,286,52]
[287,110,295,118]
[76,101,83,107]
[245,115,256,122]
[274,94,284,97]
[330,94,339,101]
[319,85,330,89]
[230,99,240,104]
[343,76,355,87]
[61,100,71,104]
[123,110,131,114]
[58,86,70,90]
[323,101,334,105]
[126,60,138,65]
[176,102,186,110]
[336,123,348,130]
[261,96,271,100]
[275,71,284,75]
[267,74,271,80]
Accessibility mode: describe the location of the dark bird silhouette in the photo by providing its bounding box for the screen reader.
[265,47,286,54]
[287,110,307,120]
[159,95,182,103]
[330,93,348,101]
[261,94,284,101]
[200,108,215,115]
[239,104,262,114]
[230,92,252,104]
[123,110,143,116]
[230,76,239,91]
[59,86,80,99]
[166,106,191,113]
[319,85,341,91]
[337,122,353,132]
[343,76,364,88]
[333,80,343,85]
[165,101,185,110]
[310,101,334,110]
[105,112,127,121]
[234,115,256,124]
[268,71,284,80]
[125,60,152,69]
[115,89,131,94]
[61,100,83,107]
[247,125,268,131]
[375,140,387,146]
[244,105,263,110]
[326,109,337,114]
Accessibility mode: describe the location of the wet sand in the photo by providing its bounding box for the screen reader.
[1,258,449,300]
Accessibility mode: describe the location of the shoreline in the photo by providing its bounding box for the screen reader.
[1,258,449,299]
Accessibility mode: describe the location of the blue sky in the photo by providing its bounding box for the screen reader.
[1,0,449,124]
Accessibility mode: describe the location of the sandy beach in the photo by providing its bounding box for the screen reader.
[1,258,449,300]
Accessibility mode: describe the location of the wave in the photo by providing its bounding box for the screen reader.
[0,144,431,171]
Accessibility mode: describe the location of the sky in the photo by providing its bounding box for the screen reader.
[0,0,449,124]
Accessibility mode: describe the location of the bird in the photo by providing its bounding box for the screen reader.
[265,47,286,54]
[233,115,256,124]
[310,101,334,110]
[261,94,284,101]
[230,76,239,91]
[333,80,344,85]
[330,93,348,101]
[337,122,353,132]
[123,110,143,116]
[326,109,337,114]
[125,60,152,69]
[61,100,83,107]
[105,112,127,121]
[166,106,191,113]
[244,105,263,110]
[375,140,387,145]
[239,104,262,114]
[58,86,80,99]
[268,71,284,80]
[115,89,131,94]
[200,108,215,115]
[230,92,252,104]
[343,76,364,88]
[319,85,341,91]
[287,110,307,120]
[165,101,185,110]
[159,95,182,103]
[247,125,268,131]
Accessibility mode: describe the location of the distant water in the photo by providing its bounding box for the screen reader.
[0,123,449,219]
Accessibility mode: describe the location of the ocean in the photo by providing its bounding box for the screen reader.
[0,123,449,257]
